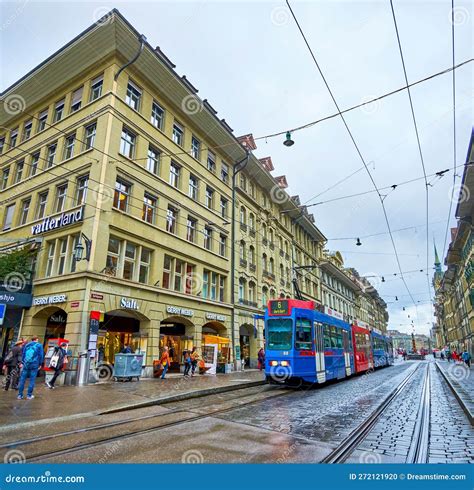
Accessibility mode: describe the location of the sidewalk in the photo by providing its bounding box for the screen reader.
[435,360,473,424]
[0,370,265,431]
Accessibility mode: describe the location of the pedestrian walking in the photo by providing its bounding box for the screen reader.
[17,336,44,400]
[446,350,452,363]
[46,342,68,389]
[159,346,170,379]
[257,348,265,371]
[121,344,132,354]
[461,350,471,368]
[440,351,445,360]
[2,340,24,391]
[183,350,191,377]
[190,347,199,377]
[402,350,407,361]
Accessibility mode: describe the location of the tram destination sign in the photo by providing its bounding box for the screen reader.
[270,300,289,316]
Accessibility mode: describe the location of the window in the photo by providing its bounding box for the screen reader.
[1,168,9,189]
[169,162,180,188]
[172,121,184,146]
[166,206,178,234]
[45,242,56,277]
[239,240,246,262]
[54,99,65,122]
[249,182,255,198]
[262,287,268,307]
[240,206,246,225]
[3,204,15,230]
[239,174,246,191]
[262,253,268,271]
[63,133,75,160]
[188,175,198,200]
[22,121,32,141]
[207,151,216,173]
[295,318,312,350]
[267,318,292,350]
[249,245,255,265]
[205,186,214,209]
[19,198,30,225]
[36,191,48,219]
[269,257,275,274]
[46,143,57,167]
[70,87,83,112]
[57,239,68,275]
[0,137,4,154]
[219,234,227,257]
[139,248,151,283]
[142,194,157,224]
[55,184,68,213]
[162,255,172,289]
[126,81,142,110]
[249,213,255,231]
[123,243,136,280]
[210,272,218,300]
[10,129,18,148]
[38,109,48,132]
[90,75,103,101]
[191,136,201,160]
[30,152,40,176]
[186,217,197,242]
[221,162,229,183]
[14,161,24,183]
[220,197,228,218]
[202,271,209,298]
[185,264,194,294]
[204,226,213,250]
[174,260,183,292]
[219,276,225,302]
[106,237,121,275]
[113,179,131,212]
[120,127,136,158]
[151,101,164,129]
[84,123,96,150]
[146,146,160,175]
[249,282,256,304]
[238,278,246,302]
[75,175,88,205]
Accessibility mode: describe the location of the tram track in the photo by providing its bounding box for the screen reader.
[322,363,426,463]
[1,385,292,463]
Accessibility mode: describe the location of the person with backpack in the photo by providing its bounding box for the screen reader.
[190,347,199,377]
[17,336,44,400]
[461,350,471,368]
[3,340,24,391]
[46,342,68,389]
[183,350,192,377]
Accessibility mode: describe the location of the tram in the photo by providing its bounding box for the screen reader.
[264,298,393,386]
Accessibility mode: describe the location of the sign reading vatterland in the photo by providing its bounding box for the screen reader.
[31,207,84,236]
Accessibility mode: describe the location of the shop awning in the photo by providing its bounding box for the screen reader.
[203,335,230,344]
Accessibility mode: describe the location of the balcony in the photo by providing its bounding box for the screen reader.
[249,228,256,238]
[250,264,256,273]
[240,223,247,232]
[263,270,276,281]
[239,258,247,268]
[238,299,258,308]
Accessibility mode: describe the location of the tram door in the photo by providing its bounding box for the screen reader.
[314,322,326,383]
[342,330,351,376]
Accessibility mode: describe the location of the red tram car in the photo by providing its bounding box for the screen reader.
[351,324,374,373]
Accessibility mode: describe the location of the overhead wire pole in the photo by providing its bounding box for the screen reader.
[388,0,432,307]
[285,0,419,312]
[442,0,458,261]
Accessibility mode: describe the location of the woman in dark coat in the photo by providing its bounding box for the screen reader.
[3,340,24,391]
[46,342,68,389]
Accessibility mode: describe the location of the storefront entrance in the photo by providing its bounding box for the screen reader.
[202,322,230,373]
[240,323,259,369]
[44,310,67,348]
[97,310,147,365]
[160,316,194,372]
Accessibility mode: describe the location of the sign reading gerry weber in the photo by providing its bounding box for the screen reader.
[31,206,84,236]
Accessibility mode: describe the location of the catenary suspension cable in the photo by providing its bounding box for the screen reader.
[286,0,419,312]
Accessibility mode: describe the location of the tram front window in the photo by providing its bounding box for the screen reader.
[295,318,312,350]
[267,319,292,350]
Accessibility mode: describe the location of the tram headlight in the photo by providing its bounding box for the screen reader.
[280,361,290,367]
[270,361,278,367]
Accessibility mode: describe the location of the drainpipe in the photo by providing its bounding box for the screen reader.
[114,34,147,81]
[231,151,250,371]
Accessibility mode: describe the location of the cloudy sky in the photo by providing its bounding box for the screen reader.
[1,0,472,335]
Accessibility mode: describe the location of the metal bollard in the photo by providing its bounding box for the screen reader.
[76,350,91,386]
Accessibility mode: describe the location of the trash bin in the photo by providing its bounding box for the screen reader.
[113,353,144,381]
[76,351,91,386]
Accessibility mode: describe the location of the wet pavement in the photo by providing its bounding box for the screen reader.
[0,369,265,430]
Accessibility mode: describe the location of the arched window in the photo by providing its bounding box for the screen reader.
[262,253,268,271]
[285,241,289,255]
[279,263,284,279]
[249,213,255,231]
[240,206,246,225]
[239,240,246,261]
[269,257,274,274]
[238,278,246,302]
[278,235,283,251]
[262,223,267,239]
[262,286,268,307]
[249,281,256,303]
[286,266,290,282]
[269,228,274,244]
[270,288,276,300]
[249,245,255,265]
